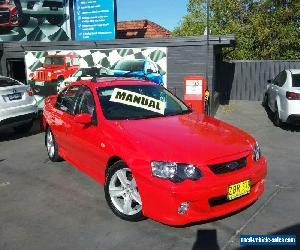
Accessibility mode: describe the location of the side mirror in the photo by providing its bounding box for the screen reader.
[73,114,92,125]
[267,79,272,83]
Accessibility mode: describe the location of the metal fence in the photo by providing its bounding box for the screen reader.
[217,60,300,102]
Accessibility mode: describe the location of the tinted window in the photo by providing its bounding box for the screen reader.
[75,87,97,124]
[113,60,144,71]
[0,78,20,87]
[98,84,191,120]
[292,74,300,87]
[55,86,80,114]
[73,68,102,77]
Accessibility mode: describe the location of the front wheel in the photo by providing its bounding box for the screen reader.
[104,161,145,222]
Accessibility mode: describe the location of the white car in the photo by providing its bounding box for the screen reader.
[58,66,111,92]
[263,69,300,126]
[0,76,38,132]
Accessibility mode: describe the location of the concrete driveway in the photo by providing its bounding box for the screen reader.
[0,101,299,250]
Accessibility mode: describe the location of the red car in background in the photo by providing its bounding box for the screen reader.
[30,53,80,96]
[42,78,267,225]
[0,0,18,33]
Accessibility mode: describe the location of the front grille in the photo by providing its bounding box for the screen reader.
[43,1,64,8]
[37,71,46,81]
[209,157,247,174]
[0,8,9,23]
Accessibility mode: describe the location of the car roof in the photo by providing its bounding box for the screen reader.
[72,77,156,89]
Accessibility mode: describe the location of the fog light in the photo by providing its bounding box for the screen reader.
[178,202,189,214]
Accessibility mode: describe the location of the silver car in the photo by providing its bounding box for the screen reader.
[263,69,300,126]
[0,76,38,132]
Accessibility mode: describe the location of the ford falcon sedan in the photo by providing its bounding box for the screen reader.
[42,77,267,225]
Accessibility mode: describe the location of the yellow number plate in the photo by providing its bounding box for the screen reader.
[227,180,251,200]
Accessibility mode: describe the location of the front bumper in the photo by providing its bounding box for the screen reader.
[136,156,267,226]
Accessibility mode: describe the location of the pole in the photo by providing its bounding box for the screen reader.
[205,0,210,115]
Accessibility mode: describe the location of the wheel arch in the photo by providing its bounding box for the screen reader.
[105,156,123,178]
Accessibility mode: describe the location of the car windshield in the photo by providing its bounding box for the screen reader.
[98,84,191,120]
[113,60,144,71]
[292,74,300,87]
[0,78,20,87]
[44,57,64,66]
[73,68,103,77]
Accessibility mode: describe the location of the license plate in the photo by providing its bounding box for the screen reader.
[35,81,44,86]
[227,180,251,200]
[8,93,22,101]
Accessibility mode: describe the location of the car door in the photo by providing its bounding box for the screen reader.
[51,85,81,151]
[65,86,104,179]
[269,72,282,110]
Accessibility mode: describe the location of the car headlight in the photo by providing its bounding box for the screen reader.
[253,142,261,162]
[151,161,202,182]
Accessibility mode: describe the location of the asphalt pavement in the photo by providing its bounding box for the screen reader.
[0,101,299,250]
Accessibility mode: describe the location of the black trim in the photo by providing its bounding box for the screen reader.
[286,115,300,125]
[209,157,247,175]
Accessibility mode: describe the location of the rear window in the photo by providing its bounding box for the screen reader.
[292,74,300,87]
[0,78,20,87]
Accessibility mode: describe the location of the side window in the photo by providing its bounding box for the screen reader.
[273,71,287,87]
[277,71,287,87]
[55,86,80,114]
[75,88,97,124]
[66,57,72,67]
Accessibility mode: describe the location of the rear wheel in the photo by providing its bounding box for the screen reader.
[45,127,62,162]
[14,120,33,133]
[104,161,145,222]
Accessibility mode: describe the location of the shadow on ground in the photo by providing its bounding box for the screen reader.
[0,119,42,142]
[263,103,300,132]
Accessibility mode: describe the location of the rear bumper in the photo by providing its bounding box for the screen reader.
[280,100,300,122]
[0,112,37,129]
[286,115,300,125]
[136,157,267,226]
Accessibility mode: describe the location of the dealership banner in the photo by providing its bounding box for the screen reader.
[0,0,71,42]
[24,47,168,108]
[74,0,116,41]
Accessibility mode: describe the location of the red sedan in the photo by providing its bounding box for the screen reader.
[42,78,267,225]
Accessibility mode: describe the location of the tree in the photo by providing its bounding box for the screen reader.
[173,0,300,60]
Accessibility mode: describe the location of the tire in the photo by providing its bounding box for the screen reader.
[45,127,62,162]
[18,14,30,27]
[273,104,282,127]
[46,15,65,26]
[104,161,145,222]
[14,120,33,133]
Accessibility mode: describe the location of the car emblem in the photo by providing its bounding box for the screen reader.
[226,161,239,170]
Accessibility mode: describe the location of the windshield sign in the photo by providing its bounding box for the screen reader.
[98,85,190,120]
[110,88,166,115]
